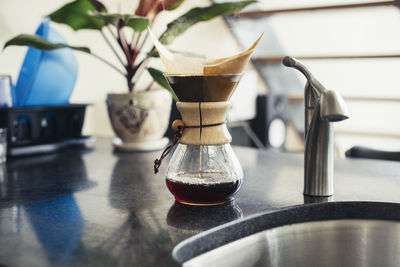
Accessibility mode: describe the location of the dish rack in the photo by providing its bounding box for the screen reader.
[0,104,92,156]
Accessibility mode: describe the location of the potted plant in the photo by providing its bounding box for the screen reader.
[4,0,255,149]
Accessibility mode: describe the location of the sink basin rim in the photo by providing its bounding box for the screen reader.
[172,201,400,264]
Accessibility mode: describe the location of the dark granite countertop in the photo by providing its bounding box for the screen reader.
[0,138,399,267]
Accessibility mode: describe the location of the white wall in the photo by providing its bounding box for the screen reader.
[265,2,400,151]
[0,0,261,137]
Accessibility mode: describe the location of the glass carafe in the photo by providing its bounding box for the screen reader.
[166,143,243,205]
[156,74,244,206]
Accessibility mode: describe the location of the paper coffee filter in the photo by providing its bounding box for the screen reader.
[149,28,206,74]
[149,27,263,75]
[204,33,263,75]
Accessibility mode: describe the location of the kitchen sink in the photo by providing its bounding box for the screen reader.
[173,202,400,267]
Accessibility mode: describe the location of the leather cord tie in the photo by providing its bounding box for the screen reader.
[153,119,226,174]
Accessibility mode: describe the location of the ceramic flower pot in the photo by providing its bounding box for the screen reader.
[106,89,172,148]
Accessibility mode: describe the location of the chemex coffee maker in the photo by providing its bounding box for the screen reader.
[152,31,262,206]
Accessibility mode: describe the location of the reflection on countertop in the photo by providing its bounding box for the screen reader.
[0,148,94,266]
[167,201,243,235]
[1,150,95,204]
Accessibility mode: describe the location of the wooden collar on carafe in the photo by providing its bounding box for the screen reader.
[153,101,231,174]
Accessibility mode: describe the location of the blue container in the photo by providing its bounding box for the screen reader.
[15,18,78,106]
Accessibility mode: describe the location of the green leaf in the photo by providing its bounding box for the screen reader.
[158,0,256,45]
[125,16,149,32]
[49,0,106,31]
[166,0,185,11]
[90,12,149,32]
[147,49,159,58]
[3,34,91,54]
[147,67,177,101]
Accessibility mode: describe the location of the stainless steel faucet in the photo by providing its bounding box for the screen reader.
[283,56,349,196]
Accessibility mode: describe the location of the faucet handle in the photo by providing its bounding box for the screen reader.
[282,56,297,68]
[282,56,327,94]
[283,56,350,123]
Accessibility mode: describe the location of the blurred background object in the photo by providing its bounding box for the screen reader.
[0,75,14,107]
[12,18,78,107]
[0,104,90,156]
[0,128,7,163]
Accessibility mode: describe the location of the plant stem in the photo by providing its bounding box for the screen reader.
[100,29,126,67]
[106,25,117,39]
[126,73,134,92]
[117,20,132,67]
[133,32,142,50]
[114,19,135,92]
[137,28,150,52]
[131,57,149,84]
[130,31,138,48]
[90,52,126,76]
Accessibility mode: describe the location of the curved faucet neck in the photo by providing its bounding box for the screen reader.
[305,82,321,138]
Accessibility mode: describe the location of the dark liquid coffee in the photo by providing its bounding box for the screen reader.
[166,178,242,206]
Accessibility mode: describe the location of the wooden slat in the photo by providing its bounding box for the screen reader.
[336,129,400,138]
[288,95,400,102]
[254,54,400,63]
[234,1,395,17]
